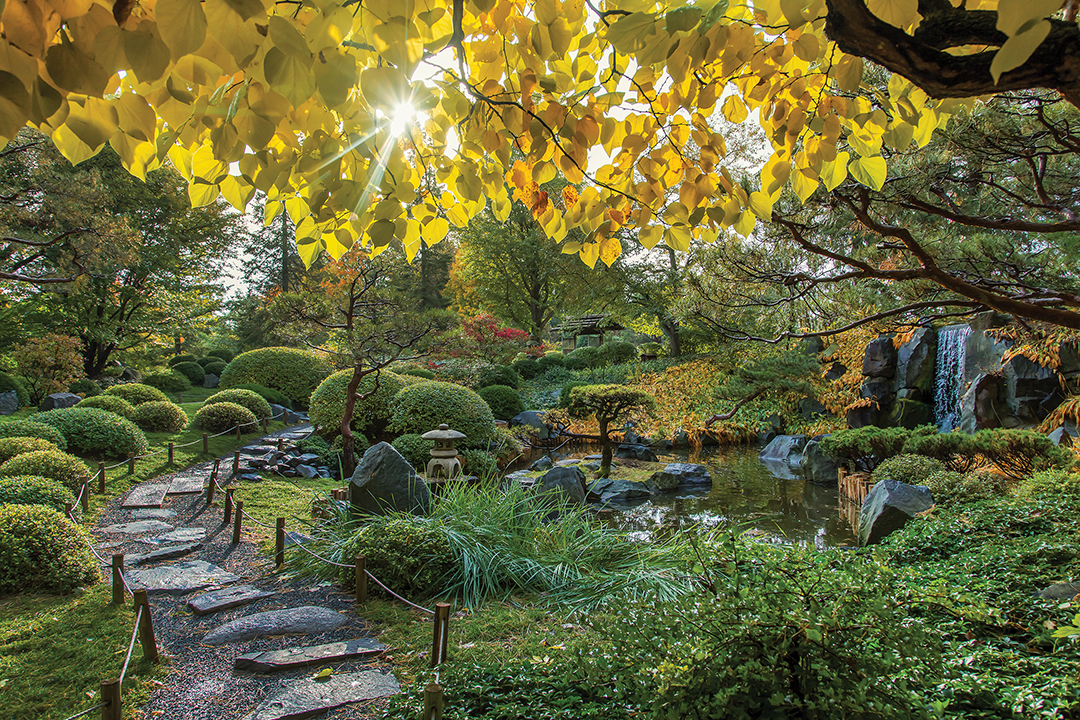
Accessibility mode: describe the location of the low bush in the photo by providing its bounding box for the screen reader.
[207,349,235,363]
[104,383,170,406]
[559,381,590,408]
[296,435,358,478]
[820,426,914,471]
[203,361,227,377]
[0,420,67,450]
[0,437,59,465]
[1016,469,1080,505]
[638,342,663,357]
[167,354,197,367]
[391,433,434,472]
[0,504,99,594]
[35,407,149,458]
[310,370,410,439]
[564,346,601,370]
[0,370,29,407]
[0,475,75,512]
[219,346,333,403]
[477,384,524,421]
[68,378,101,397]
[973,428,1072,479]
[196,357,216,368]
[0,449,91,495]
[476,365,521,390]
[461,449,498,478]
[205,388,272,419]
[490,426,523,465]
[142,369,192,393]
[171,361,206,385]
[389,381,496,444]
[597,340,637,366]
[231,383,291,407]
[402,368,435,379]
[923,469,1008,505]
[193,401,258,434]
[76,394,136,419]
[871,454,945,486]
[902,430,981,472]
[511,356,541,380]
[132,401,189,433]
[536,353,565,372]
[342,517,456,597]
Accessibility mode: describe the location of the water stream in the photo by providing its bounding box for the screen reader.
[934,324,972,431]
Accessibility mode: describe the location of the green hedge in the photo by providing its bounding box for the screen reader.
[564,346,601,371]
[0,475,75,512]
[0,449,91,495]
[35,407,149,458]
[207,349,235,363]
[143,369,192,394]
[193,402,258,434]
[171,361,206,385]
[167,354,197,367]
[203,361,227,377]
[0,437,60,465]
[476,365,521,390]
[597,340,637,365]
[68,378,101,397]
[477,384,524,421]
[219,347,332,403]
[511,356,541,380]
[389,381,496,444]
[231,383,291,407]
[104,383,170,406]
[310,370,409,439]
[205,388,272,419]
[0,420,67,451]
[132,401,189,433]
[76,394,137,419]
[0,504,99,594]
[871,454,945,486]
[391,433,434,472]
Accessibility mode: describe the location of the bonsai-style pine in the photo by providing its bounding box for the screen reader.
[568,385,655,478]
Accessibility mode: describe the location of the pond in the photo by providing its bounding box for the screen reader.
[547,444,859,548]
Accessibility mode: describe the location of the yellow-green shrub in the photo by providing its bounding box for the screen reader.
[0,504,98,594]
[219,347,332,403]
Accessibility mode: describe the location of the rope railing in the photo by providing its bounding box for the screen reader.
[60,702,106,720]
[118,605,144,691]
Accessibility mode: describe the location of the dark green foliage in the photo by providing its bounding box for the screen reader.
[0,449,91,495]
[389,381,496,444]
[0,421,67,451]
[403,368,435,379]
[972,428,1072,479]
[203,361,226,377]
[142,369,192,393]
[103,383,169,406]
[171,361,205,385]
[596,340,637,365]
[231,383,291,407]
[207,349,235,363]
[820,426,913,471]
[205,388,272,419]
[391,433,434,472]
[476,365,521,390]
[167,355,197,367]
[0,437,59,465]
[1018,469,1080,505]
[923,469,1008,505]
[0,475,75,512]
[76,394,136,419]
[564,346,601,370]
[67,379,100,397]
[559,381,590,408]
[460,449,498,479]
[902,430,981,472]
[871,453,945,485]
[0,371,29,408]
[132,401,188,433]
[341,517,455,597]
[713,350,818,413]
[195,357,216,368]
[536,353,565,372]
[0,505,99,594]
[193,402,258,434]
[638,342,663,356]
[35,408,149,458]
[310,370,410,439]
[568,385,656,424]
[219,346,332,403]
[511,356,541,380]
[477,385,524,421]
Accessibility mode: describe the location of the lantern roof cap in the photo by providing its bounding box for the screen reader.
[421,424,467,441]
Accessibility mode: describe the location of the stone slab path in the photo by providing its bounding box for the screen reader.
[188,585,276,615]
[128,560,242,595]
[240,671,399,720]
[123,483,171,508]
[235,639,386,673]
[203,607,349,645]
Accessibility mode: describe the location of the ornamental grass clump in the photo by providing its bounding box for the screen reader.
[205,388,272,419]
[35,407,150,458]
[132,401,189,433]
[0,436,59,465]
[0,475,75,512]
[0,419,67,450]
[193,401,258,434]
[0,449,91,495]
[76,394,137,419]
[104,382,170,406]
[0,504,99,594]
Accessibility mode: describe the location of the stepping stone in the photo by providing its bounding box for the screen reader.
[128,560,241,595]
[133,508,177,520]
[167,474,206,494]
[235,638,386,672]
[148,527,206,543]
[122,484,170,509]
[239,670,399,720]
[95,540,122,550]
[202,606,348,645]
[101,520,174,535]
[187,585,276,615]
[1038,582,1080,600]
[127,543,203,566]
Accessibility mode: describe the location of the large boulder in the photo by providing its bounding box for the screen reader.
[614,443,659,461]
[510,410,552,440]
[860,378,894,406]
[646,463,711,491]
[759,435,808,465]
[888,398,934,430]
[529,456,554,472]
[587,478,651,502]
[964,330,1010,384]
[348,442,431,516]
[203,373,219,389]
[38,392,81,411]
[959,373,1004,433]
[859,479,934,546]
[801,437,838,484]
[894,327,937,393]
[862,336,898,378]
[798,397,829,420]
[0,390,17,415]
[535,465,587,505]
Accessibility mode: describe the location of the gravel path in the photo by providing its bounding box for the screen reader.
[90,428,400,720]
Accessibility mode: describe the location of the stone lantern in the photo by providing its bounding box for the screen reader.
[420,424,466,479]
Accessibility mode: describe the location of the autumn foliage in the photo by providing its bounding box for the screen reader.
[10,334,85,405]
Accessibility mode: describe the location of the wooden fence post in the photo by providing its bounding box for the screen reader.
[261,417,268,432]
[80,482,89,512]
[132,589,159,663]
[97,462,105,493]
[224,488,234,524]
[65,502,73,518]
[422,683,444,720]
[178,392,183,404]
[206,473,215,506]
[355,556,367,604]
[235,422,242,440]
[431,602,450,667]
[111,554,125,605]
[232,501,243,544]
[167,442,174,465]
[127,453,135,475]
[275,517,285,568]
[232,450,240,476]
[202,433,209,454]
[100,678,121,720]
[277,438,285,452]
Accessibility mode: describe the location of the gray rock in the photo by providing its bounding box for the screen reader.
[127,543,203,566]
[510,410,552,439]
[535,466,587,505]
[798,397,829,420]
[120,367,141,382]
[148,527,206,543]
[554,459,580,467]
[888,398,934,430]
[235,638,386,672]
[121,484,170,509]
[128,560,241,595]
[0,390,18,415]
[647,463,711,491]
[268,403,288,421]
[238,473,263,482]
[614,443,659,461]
[801,438,838,484]
[759,435,808,466]
[894,327,937,392]
[101,520,174,535]
[964,329,1010,384]
[317,467,330,479]
[860,377,894,405]
[581,461,601,472]
[959,373,1004,433]
[298,453,320,464]
[591,478,651,502]
[239,670,399,720]
[167,474,206,495]
[38,392,82,411]
[798,336,826,356]
[862,336,898,378]
[1036,582,1080,600]
[296,464,319,478]
[203,606,349,645]
[133,508,176,520]
[671,429,690,448]
[528,456,554,472]
[203,373,219,388]
[188,585,276,615]
[859,479,934,546]
[1049,427,1075,447]
[349,442,431,516]
[824,362,847,380]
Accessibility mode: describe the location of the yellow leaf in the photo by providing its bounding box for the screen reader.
[64,97,119,153]
[155,0,207,59]
[45,40,110,96]
[360,66,409,113]
[423,216,450,246]
[748,190,773,220]
[761,154,791,198]
[219,174,256,211]
[848,155,887,191]
[124,28,172,84]
[315,50,356,108]
[833,55,863,93]
[606,12,658,54]
[372,17,424,76]
[264,48,315,107]
[188,181,220,207]
[991,20,1052,84]
[403,218,422,263]
[0,71,30,142]
[865,0,920,27]
[847,125,882,157]
[664,225,691,252]
[638,224,663,249]
[599,235,621,266]
[821,151,849,191]
[721,95,747,123]
[116,94,157,142]
[791,167,818,202]
[996,0,1063,35]
[734,210,755,237]
[579,241,600,268]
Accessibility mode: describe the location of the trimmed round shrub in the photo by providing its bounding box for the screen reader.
[193,401,258,434]
[219,347,332,403]
[511,356,541,380]
[167,354,197,367]
[564,346,601,370]
[310,370,409,439]
[461,448,498,478]
[143,369,192,393]
[389,381,496,444]
[0,420,67,451]
[0,371,29,408]
[339,516,455,597]
[0,437,60,465]
[597,340,638,365]
[476,365,521,390]
[205,388,272,419]
[133,401,189,433]
[403,368,435,379]
[0,449,91,495]
[76,394,137,419]
[68,378,101,397]
[0,504,98,594]
[478,384,525,421]
[104,383,170,406]
[870,453,945,486]
[172,361,206,385]
[0,475,75,512]
[207,349,235,363]
[196,357,216,368]
[203,361,227,377]
[35,407,150,458]
[537,353,565,372]
[232,383,291,407]
[391,433,434,472]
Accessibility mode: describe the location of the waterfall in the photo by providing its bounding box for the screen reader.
[934,324,972,431]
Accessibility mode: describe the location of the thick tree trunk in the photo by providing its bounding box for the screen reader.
[339,366,365,477]
[660,317,681,357]
[598,418,612,478]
